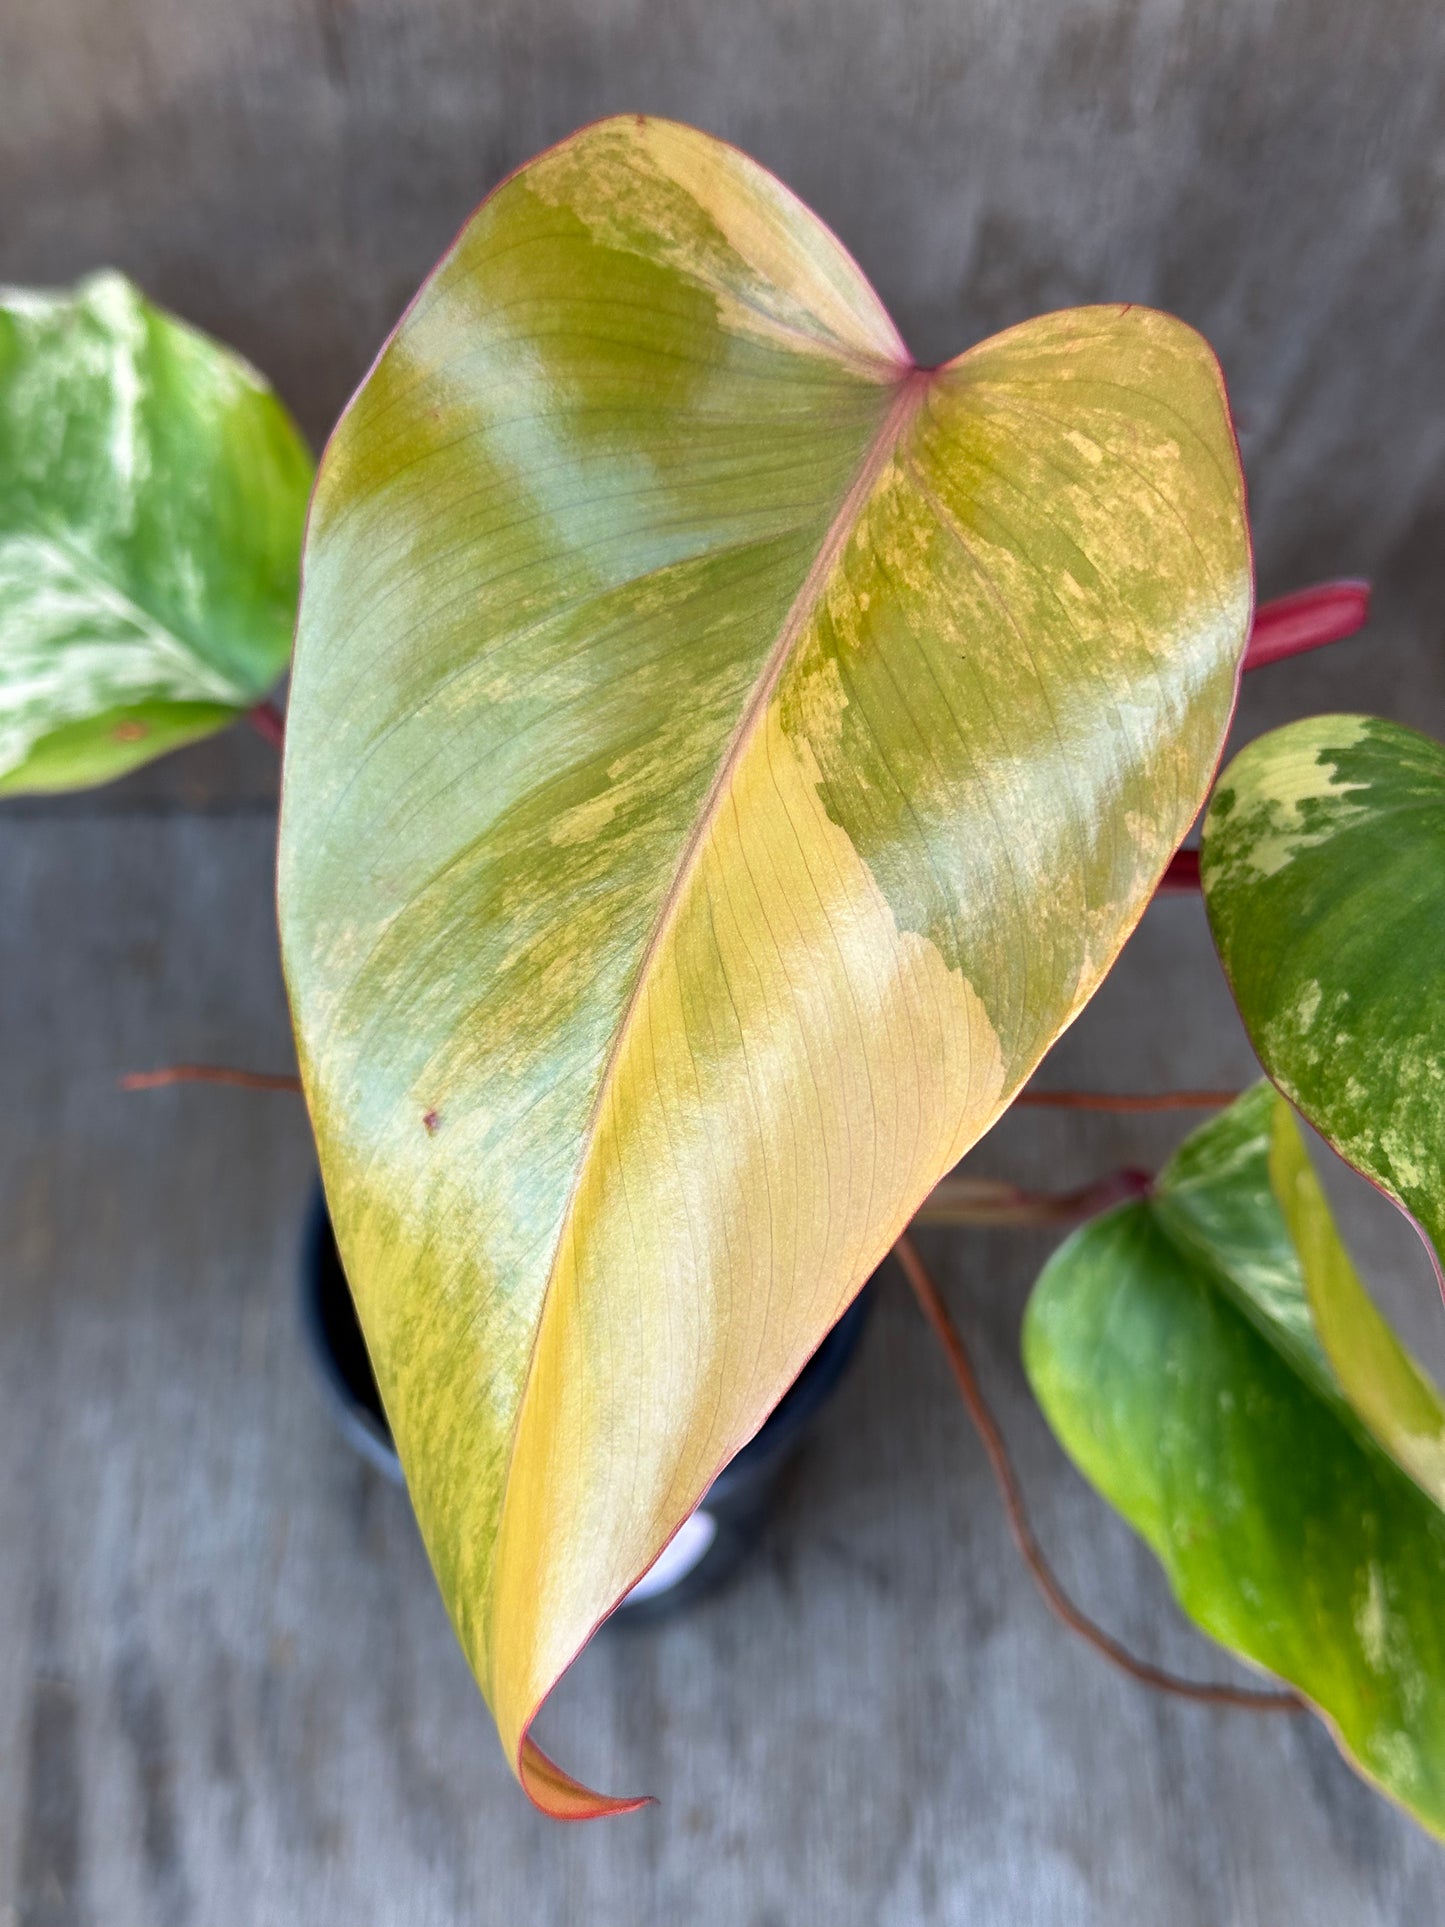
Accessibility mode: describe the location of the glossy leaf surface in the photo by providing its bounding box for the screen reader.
[1202,716,1445,1284]
[0,272,312,793]
[277,115,1251,1814]
[1025,1085,1445,1836]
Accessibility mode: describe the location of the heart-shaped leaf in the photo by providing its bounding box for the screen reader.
[1024,1084,1445,1837]
[1202,716,1445,1285]
[0,272,312,793]
[277,115,1250,1815]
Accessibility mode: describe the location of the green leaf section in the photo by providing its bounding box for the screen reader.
[1202,715,1445,1280]
[1269,1107,1445,1505]
[0,271,313,793]
[1024,1084,1445,1837]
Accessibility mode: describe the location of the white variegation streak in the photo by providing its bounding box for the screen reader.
[0,533,245,772]
[0,270,310,790]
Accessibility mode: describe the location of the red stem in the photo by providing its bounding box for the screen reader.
[1243,579,1370,672]
[1014,1087,1237,1113]
[1157,847,1201,893]
[116,1063,1233,1113]
[893,1231,1302,1713]
[247,698,286,750]
[915,1166,1152,1227]
[119,1064,302,1094]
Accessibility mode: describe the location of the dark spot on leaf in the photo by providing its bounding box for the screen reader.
[113,721,148,742]
[422,1110,440,1134]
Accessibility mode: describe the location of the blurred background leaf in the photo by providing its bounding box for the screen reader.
[0,271,312,794]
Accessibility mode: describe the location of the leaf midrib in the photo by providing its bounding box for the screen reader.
[487,359,932,1646]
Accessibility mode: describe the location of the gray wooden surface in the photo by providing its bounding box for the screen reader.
[5,0,1445,1917]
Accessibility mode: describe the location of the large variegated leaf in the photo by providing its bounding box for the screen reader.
[277,115,1250,1815]
[1024,1085,1445,1837]
[0,271,312,793]
[1202,716,1445,1286]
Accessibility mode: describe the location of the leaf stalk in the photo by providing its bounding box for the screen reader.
[892,1230,1302,1713]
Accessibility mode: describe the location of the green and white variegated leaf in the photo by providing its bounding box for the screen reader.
[1202,715,1445,1286]
[1025,1083,1445,1837]
[0,271,313,792]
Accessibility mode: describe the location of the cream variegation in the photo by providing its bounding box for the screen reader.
[277,116,1251,1814]
[1203,715,1445,1290]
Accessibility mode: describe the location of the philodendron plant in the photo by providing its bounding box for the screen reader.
[5,116,1443,1835]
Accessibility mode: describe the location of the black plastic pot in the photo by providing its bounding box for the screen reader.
[300,1186,873,1621]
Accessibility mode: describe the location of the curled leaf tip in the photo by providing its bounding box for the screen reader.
[518,1735,654,1822]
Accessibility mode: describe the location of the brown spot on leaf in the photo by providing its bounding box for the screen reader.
[422,1110,440,1135]
[113,720,149,742]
